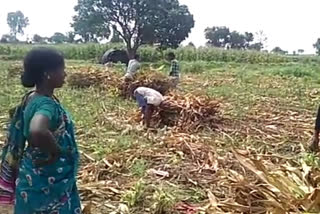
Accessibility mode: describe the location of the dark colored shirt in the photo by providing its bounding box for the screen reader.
[169,59,180,77]
[315,106,320,130]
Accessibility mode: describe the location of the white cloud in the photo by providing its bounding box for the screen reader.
[1,0,319,53]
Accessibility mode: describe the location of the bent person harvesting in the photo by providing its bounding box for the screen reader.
[134,87,164,128]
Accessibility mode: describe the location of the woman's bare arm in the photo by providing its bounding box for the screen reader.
[29,114,61,166]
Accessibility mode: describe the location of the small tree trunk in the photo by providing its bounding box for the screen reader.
[126,39,140,59]
[127,48,136,60]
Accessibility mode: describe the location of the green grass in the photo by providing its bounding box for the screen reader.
[130,159,148,177]
[122,179,146,207]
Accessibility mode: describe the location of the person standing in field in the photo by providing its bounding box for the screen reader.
[134,87,164,127]
[311,106,320,151]
[124,54,141,81]
[167,52,180,87]
[0,48,81,213]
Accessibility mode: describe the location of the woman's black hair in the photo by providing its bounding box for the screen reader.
[21,48,65,88]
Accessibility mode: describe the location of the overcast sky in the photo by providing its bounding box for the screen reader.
[1,0,319,53]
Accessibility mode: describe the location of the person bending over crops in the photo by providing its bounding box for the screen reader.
[311,106,320,151]
[167,52,180,87]
[134,87,164,127]
[124,54,141,81]
[0,48,81,213]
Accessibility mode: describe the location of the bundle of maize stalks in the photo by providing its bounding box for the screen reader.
[173,149,320,213]
[159,94,221,132]
[132,93,222,132]
[118,71,172,98]
[218,150,320,213]
[67,67,120,88]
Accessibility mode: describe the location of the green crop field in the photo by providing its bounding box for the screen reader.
[1,45,320,213]
[1,43,320,64]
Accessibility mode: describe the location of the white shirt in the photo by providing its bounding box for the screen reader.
[134,87,164,106]
[126,59,140,76]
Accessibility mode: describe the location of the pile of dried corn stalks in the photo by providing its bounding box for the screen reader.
[204,149,320,213]
[67,67,172,100]
[67,66,120,89]
[131,93,222,132]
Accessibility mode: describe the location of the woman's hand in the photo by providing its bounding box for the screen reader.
[34,145,61,167]
[30,114,61,167]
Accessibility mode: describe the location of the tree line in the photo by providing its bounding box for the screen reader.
[1,0,320,57]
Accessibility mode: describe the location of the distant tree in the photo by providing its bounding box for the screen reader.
[205,26,230,48]
[248,42,263,51]
[49,32,68,44]
[32,34,45,43]
[7,11,29,39]
[228,31,243,49]
[255,30,268,49]
[0,34,17,43]
[0,35,8,43]
[66,32,76,43]
[244,32,254,47]
[73,0,194,58]
[205,27,257,50]
[314,38,320,55]
[272,46,287,55]
[110,31,124,43]
[229,31,253,49]
[297,49,304,54]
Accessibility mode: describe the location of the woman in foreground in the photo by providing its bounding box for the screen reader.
[0,48,81,213]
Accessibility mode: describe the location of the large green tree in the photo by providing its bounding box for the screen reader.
[141,3,194,49]
[72,0,194,58]
[7,11,29,39]
[72,0,110,43]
